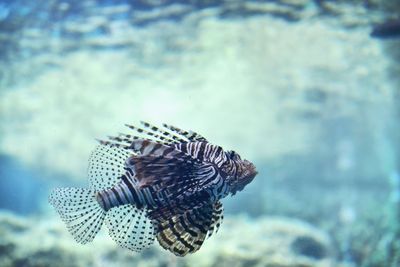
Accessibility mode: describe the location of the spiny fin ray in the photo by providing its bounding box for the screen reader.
[88,144,132,192]
[105,205,156,251]
[100,122,208,149]
[49,188,106,244]
[162,123,207,142]
[155,204,214,256]
[207,201,224,238]
[139,121,188,143]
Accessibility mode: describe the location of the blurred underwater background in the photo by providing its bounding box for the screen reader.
[1,0,400,266]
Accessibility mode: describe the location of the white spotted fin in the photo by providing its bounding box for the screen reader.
[88,144,132,192]
[49,143,157,251]
[48,188,106,244]
[106,205,155,251]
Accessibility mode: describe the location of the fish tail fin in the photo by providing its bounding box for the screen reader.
[49,187,106,244]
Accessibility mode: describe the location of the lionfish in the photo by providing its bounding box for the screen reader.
[49,122,257,256]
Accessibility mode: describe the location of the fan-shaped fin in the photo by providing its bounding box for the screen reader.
[127,140,202,161]
[127,152,217,200]
[207,201,224,238]
[147,190,211,222]
[49,188,106,244]
[155,204,214,256]
[106,205,156,252]
[88,144,132,191]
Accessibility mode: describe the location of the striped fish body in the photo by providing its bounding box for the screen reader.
[96,141,230,211]
[49,122,257,257]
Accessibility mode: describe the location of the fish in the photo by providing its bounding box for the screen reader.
[49,122,257,256]
[370,19,400,39]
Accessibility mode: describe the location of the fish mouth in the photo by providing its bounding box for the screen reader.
[244,160,257,181]
[242,168,257,185]
[231,161,257,194]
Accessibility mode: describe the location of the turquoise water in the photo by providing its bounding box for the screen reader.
[1,1,400,266]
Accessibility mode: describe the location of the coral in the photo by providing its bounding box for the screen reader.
[0,211,352,267]
[185,215,339,267]
[291,236,327,259]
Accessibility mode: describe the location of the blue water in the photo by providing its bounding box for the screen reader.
[0,155,48,214]
[0,0,399,266]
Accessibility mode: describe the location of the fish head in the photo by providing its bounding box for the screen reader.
[227,157,257,195]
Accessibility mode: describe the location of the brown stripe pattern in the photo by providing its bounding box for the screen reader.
[90,122,257,256]
[155,203,214,256]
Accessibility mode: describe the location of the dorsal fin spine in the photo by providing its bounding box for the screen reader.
[140,121,188,143]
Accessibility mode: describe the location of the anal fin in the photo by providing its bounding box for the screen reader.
[105,205,156,252]
[155,204,214,256]
[207,201,224,238]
